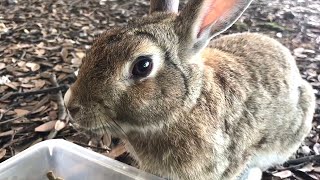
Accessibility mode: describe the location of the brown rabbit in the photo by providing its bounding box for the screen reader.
[63,0,316,179]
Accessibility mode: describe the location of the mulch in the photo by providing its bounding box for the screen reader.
[0,0,320,179]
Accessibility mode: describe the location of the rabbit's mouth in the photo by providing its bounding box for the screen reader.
[71,106,127,139]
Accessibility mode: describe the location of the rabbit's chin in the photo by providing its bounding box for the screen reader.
[70,121,111,138]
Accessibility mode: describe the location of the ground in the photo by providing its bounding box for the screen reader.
[0,0,320,179]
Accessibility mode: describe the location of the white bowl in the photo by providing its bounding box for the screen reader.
[0,139,163,180]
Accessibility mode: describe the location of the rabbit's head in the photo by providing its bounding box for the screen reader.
[64,0,253,136]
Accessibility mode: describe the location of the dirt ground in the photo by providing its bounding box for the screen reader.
[0,0,320,179]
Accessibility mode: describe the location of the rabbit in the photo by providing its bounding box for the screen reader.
[63,0,316,179]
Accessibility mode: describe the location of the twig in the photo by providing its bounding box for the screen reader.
[284,155,320,166]
[0,85,69,101]
[49,75,68,121]
[47,74,69,139]
[0,116,24,125]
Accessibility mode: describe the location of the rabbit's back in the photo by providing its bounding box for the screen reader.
[202,32,315,172]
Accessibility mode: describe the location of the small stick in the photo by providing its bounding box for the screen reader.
[284,155,320,166]
[49,75,68,121]
[47,74,69,139]
[0,85,69,101]
[0,116,24,125]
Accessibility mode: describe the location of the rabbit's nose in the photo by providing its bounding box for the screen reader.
[64,88,80,117]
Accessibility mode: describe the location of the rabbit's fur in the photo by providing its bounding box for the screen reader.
[64,0,316,179]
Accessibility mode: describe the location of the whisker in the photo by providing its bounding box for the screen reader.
[97,108,128,139]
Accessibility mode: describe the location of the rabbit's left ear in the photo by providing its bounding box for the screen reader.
[176,0,253,53]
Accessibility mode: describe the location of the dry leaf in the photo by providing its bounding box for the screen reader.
[106,144,127,159]
[102,133,112,147]
[0,130,14,137]
[0,149,6,160]
[60,48,68,62]
[0,86,8,94]
[313,166,320,173]
[0,127,23,137]
[0,63,5,70]
[33,79,46,88]
[53,64,62,71]
[4,82,19,90]
[49,111,58,120]
[5,110,16,116]
[71,58,82,66]
[14,109,30,116]
[298,163,314,172]
[55,120,67,131]
[75,51,85,59]
[313,143,320,155]
[20,83,35,88]
[31,105,47,114]
[273,170,293,178]
[35,120,57,132]
[26,62,40,71]
[35,48,46,56]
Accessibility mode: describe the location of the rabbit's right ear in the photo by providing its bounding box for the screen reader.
[175,0,253,54]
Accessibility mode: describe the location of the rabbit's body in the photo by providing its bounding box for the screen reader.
[64,0,315,179]
[123,33,315,180]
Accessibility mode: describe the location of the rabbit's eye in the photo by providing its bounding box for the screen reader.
[132,56,153,78]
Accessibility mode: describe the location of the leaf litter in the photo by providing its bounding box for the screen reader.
[0,0,320,179]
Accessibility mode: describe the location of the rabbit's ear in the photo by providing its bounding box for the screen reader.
[176,0,253,52]
[149,0,179,14]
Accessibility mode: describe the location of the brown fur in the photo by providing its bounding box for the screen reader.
[64,1,315,180]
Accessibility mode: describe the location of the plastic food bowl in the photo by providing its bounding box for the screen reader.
[0,139,163,180]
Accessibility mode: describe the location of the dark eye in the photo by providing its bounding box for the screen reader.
[132,56,153,78]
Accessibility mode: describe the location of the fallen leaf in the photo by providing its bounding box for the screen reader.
[0,75,11,84]
[313,166,320,173]
[273,170,293,178]
[4,82,19,90]
[53,64,62,71]
[76,51,85,59]
[14,109,30,116]
[17,61,26,67]
[0,86,8,94]
[5,110,16,116]
[0,130,14,137]
[20,83,35,88]
[55,120,66,131]
[106,143,127,159]
[26,62,40,71]
[102,133,112,147]
[71,58,82,66]
[33,79,46,88]
[35,48,46,56]
[31,105,47,114]
[35,120,57,132]
[299,145,311,155]
[0,63,5,70]
[313,143,320,155]
[298,163,314,172]
[49,111,58,120]
[60,48,68,62]
[0,149,6,160]
[0,127,23,137]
